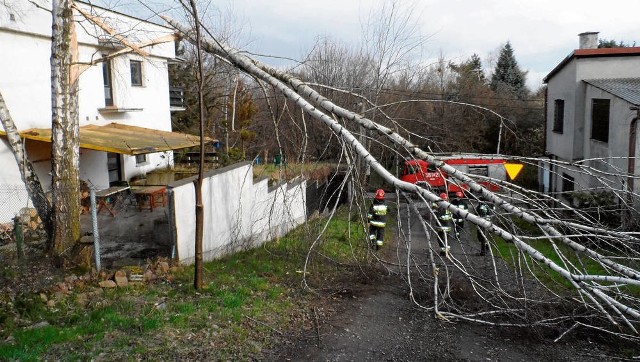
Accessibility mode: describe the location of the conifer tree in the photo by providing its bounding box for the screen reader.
[490,42,528,98]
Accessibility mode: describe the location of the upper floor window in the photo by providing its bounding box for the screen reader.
[552,99,564,133]
[130,60,143,86]
[102,57,113,106]
[591,98,610,143]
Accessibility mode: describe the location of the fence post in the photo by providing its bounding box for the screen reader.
[13,216,23,260]
[90,187,102,271]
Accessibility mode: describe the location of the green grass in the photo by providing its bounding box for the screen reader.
[490,215,638,293]
[0,206,371,360]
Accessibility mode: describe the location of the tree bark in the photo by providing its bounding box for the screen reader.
[50,0,81,258]
[0,90,53,242]
[187,0,205,290]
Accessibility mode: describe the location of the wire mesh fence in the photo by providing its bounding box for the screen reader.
[0,184,43,245]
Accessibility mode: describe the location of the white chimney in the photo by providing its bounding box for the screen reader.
[578,32,599,49]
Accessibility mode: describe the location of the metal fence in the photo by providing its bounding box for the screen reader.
[0,184,42,244]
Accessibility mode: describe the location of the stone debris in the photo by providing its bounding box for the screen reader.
[114,270,128,287]
[99,280,117,288]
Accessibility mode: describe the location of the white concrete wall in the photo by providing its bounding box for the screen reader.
[169,162,307,265]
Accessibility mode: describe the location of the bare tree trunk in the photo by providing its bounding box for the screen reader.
[187,0,205,290]
[0,90,53,242]
[50,0,81,258]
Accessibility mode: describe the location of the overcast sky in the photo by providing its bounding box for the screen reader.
[105,0,639,91]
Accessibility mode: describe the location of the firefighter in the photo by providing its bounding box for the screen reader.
[433,192,453,255]
[451,191,468,239]
[367,189,388,250]
[476,197,494,256]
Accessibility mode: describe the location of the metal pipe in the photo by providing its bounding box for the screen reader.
[13,216,23,260]
[90,187,101,271]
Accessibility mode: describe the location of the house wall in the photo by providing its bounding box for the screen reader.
[546,61,578,161]
[546,56,640,162]
[545,55,640,197]
[0,1,177,218]
[169,162,307,265]
[582,86,636,191]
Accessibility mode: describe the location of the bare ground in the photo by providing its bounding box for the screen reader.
[261,207,640,361]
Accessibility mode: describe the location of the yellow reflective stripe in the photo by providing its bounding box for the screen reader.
[372,205,387,215]
[370,221,386,227]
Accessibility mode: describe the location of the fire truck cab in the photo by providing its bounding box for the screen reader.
[400,156,506,193]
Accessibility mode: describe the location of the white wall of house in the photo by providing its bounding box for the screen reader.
[582,86,637,191]
[546,61,578,161]
[0,1,178,218]
[545,53,640,199]
[169,162,307,265]
[546,57,640,163]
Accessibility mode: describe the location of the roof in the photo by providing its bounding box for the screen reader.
[0,123,213,155]
[583,78,640,106]
[544,47,640,83]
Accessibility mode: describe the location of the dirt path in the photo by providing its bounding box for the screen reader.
[263,275,621,361]
[263,202,637,361]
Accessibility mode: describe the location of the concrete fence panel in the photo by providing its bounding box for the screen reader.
[168,162,306,265]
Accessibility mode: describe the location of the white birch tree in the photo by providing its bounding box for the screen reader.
[50,0,81,259]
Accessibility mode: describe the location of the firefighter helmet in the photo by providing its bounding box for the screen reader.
[439,192,448,200]
[455,191,464,198]
[375,189,385,200]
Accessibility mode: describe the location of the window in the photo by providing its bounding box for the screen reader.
[468,165,489,177]
[130,60,142,86]
[135,154,147,165]
[591,98,610,142]
[552,99,564,133]
[102,57,113,106]
[561,173,574,193]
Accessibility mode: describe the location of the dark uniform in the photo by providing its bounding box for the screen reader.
[476,200,494,256]
[368,190,388,250]
[451,193,468,239]
[433,193,452,255]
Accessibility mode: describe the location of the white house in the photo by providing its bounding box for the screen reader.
[543,32,640,202]
[0,1,199,222]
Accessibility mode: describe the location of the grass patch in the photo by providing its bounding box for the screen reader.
[253,162,337,184]
[491,215,639,294]
[0,206,372,360]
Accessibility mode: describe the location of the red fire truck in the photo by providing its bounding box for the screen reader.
[400,156,506,193]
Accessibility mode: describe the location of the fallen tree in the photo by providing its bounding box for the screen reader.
[164,16,640,340]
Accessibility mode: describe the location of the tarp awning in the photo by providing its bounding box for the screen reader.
[1,123,213,155]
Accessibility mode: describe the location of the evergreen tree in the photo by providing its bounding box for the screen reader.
[598,38,634,48]
[490,42,528,98]
[451,53,485,85]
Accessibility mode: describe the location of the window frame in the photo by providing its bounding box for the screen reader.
[590,98,610,143]
[135,154,148,165]
[102,57,113,106]
[552,99,564,133]
[130,60,143,87]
